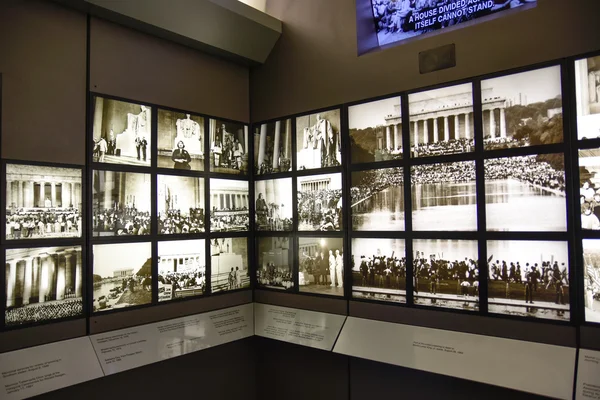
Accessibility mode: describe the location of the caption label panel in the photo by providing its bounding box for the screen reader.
[576,348,600,400]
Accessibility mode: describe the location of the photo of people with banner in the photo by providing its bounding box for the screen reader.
[296,110,342,170]
[409,83,475,158]
[158,175,205,234]
[92,96,151,167]
[257,237,294,291]
[254,119,292,175]
[158,109,204,171]
[298,237,344,296]
[413,239,479,311]
[349,97,402,164]
[575,56,600,140]
[92,242,152,313]
[351,168,404,231]
[5,246,83,327]
[582,239,600,323]
[158,239,206,302]
[209,118,249,174]
[411,161,477,231]
[92,170,151,236]
[297,173,343,231]
[487,240,569,321]
[211,237,249,293]
[351,238,406,303]
[580,148,600,230]
[481,66,563,151]
[5,164,83,240]
[255,178,293,231]
[485,153,566,231]
[209,178,249,232]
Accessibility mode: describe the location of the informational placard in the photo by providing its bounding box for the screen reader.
[0,337,103,400]
[254,303,346,351]
[90,303,254,375]
[333,317,575,399]
[576,349,600,400]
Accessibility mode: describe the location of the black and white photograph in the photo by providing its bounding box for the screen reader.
[298,237,344,297]
[413,239,479,311]
[348,97,402,163]
[351,238,406,303]
[209,119,249,174]
[209,178,249,232]
[351,168,404,231]
[257,237,294,291]
[485,154,566,231]
[297,173,343,231]
[254,119,293,174]
[211,237,249,293]
[487,240,569,321]
[580,148,600,230]
[5,246,83,327]
[92,242,152,312]
[5,164,82,240]
[409,83,475,157]
[411,161,477,231]
[582,239,600,323]
[92,170,151,236]
[92,96,151,167]
[158,109,204,171]
[574,56,600,140]
[296,110,342,170]
[158,175,205,234]
[255,178,293,231]
[158,239,206,302]
[481,66,563,150]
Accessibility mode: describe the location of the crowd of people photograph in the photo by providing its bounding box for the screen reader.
[158,240,206,301]
[412,138,474,157]
[297,173,343,231]
[6,209,82,240]
[257,237,293,291]
[579,148,600,230]
[582,240,600,323]
[209,179,249,232]
[158,209,205,234]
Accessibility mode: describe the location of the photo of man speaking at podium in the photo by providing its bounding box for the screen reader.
[158,109,204,171]
[255,178,293,231]
[211,238,249,293]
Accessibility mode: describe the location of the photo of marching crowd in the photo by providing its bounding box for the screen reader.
[5,164,83,240]
[579,148,600,230]
[92,96,151,167]
[409,83,475,158]
[209,119,249,174]
[158,175,205,234]
[485,153,566,231]
[351,238,406,303]
[575,55,600,140]
[254,119,292,175]
[209,179,249,232]
[481,66,563,151]
[211,238,249,293]
[257,237,294,290]
[351,168,404,231]
[92,171,151,237]
[349,97,403,164]
[487,240,570,321]
[296,110,342,170]
[158,240,206,302]
[92,242,152,313]
[298,237,344,297]
[255,178,293,231]
[158,109,204,171]
[297,173,343,231]
[413,239,479,311]
[582,240,600,323]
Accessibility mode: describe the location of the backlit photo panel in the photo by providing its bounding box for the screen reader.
[5,246,84,326]
[209,178,249,232]
[348,97,403,164]
[351,168,404,231]
[157,109,204,171]
[255,178,293,231]
[158,239,206,302]
[5,164,83,240]
[485,154,566,232]
[481,66,563,150]
[580,148,600,230]
[413,239,479,311]
[92,96,152,167]
[575,56,600,140]
[296,109,342,170]
[352,238,406,303]
[209,119,249,175]
[158,175,205,234]
[257,237,294,291]
[582,239,600,323]
[298,236,344,297]
[211,237,249,293]
[297,173,343,231]
[254,119,293,174]
[487,240,569,321]
[411,161,477,231]
[409,83,474,158]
